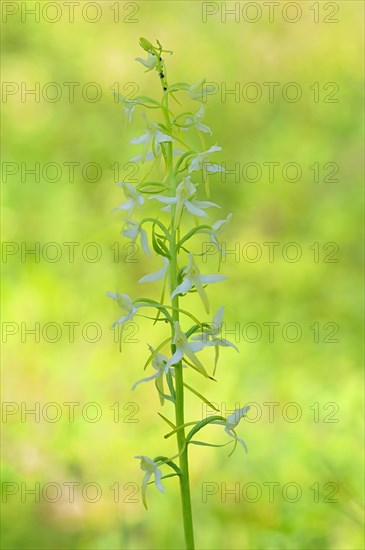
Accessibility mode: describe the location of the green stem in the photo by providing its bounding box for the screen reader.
[168,143,195,549]
[159,55,195,545]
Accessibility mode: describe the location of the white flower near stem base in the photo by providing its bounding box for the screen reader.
[138,258,169,283]
[135,455,164,509]
[191,306,238,351]
[106,292,138,328]
[165,321,209,377]
[171,253,226,314]
[188,145,225,174]
[122,220,151,257]
[113,182,145,218]
[149,176,219,228]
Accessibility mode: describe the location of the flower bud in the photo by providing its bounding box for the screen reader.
[139,37,154,52]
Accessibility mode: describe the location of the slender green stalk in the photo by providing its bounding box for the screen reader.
[163,85,195,548]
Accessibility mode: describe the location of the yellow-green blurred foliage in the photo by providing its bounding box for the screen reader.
[2,1,363,549]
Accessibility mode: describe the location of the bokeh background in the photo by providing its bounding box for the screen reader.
[1,1,364,549]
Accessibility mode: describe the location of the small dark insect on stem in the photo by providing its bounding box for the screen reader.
[160,72,165,79]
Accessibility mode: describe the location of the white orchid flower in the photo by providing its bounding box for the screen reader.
[191,306,238,351]
[132,345,169,390]
[113,182,145,217]
[191,306,238,375]
[165,321,209,376]
[149,176,219,228]
[209,213,233,249]
[135,455,164,509]
[106,292,138,328]
[171,253,227,313]
[135,52,158,71]
[130,116,173,163]
[122,220,151,257]
[224,407,250,452]
[138,258,169,283]
[188,145,225,174]
[186,80,209,101]
[181,105,212,135]
[212,406,250,453]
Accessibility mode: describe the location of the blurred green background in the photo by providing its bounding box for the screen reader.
[1,1,364,549]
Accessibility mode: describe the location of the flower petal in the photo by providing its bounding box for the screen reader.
[130,133,149,145]
[199,274,227,284]
[132,372,160,390]
[192,200,220,209]
[165,348,184,369]
[138,259,168,283]
[171,277,193,299]
[154,468,165,493]
[149,195,177,205]
[184,200,209,218]
[139,228,151,257]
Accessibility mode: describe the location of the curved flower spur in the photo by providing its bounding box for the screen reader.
[107,38,250,549]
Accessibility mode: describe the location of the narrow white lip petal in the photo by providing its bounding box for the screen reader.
[154,468,165,493]
[138,260,168,283]
[130,133,149,145]
[206,145,222,154]
[148,195,177,204]
[214,338,239,351]
[111,313,128,327]
[188,340,211,352]
[112,200,133,212]
[192,200,220,209]
[184,200,209,218]
[165,348,183,369]
[139,228,151,257]
[194,279,210,313]
[199,274,227,284]
[131,372,159,390]
[213,306,224,328]
[195,122,212,134]
[171,278,193,299]
[155,130,173,143]
[129,151,156,163]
